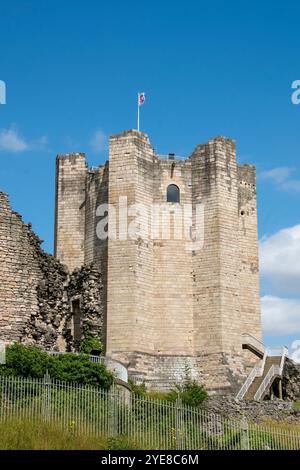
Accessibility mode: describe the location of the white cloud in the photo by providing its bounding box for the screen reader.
[0,126,49,153]
[89,130,107,154]
[262,295,300,336]
[64,136,80,150]
[260,224,300,294]
[0,127,29,152]
[31,135,48,150]
[260,224,300,347]
[259,166,300,192]
[290,340,300,363]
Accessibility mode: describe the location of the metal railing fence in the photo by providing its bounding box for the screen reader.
[236,346,288,401]
[0,374,299,450]
[48,352,128,383]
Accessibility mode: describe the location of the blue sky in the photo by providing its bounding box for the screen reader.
[0,0,299,355]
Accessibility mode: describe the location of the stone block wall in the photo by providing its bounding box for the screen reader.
[0,192,104,351]
[104,131,261,393]
[55,153,87,272]
[53,130,262,394]
[152,158,194,355]
[0,191,69,349]
[191,137,242,358]
[238,165,261,339]
[106,131,156,354]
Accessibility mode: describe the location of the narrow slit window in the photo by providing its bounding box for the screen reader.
[72,300,82,345]
[167,184,180,203]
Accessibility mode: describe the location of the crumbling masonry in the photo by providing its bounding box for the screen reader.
[0,192,105,351]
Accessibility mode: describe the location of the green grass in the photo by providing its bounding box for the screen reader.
[1,414,299,450]
[258,417,300,433]
[293,402,300,411]
[0,417,140,450]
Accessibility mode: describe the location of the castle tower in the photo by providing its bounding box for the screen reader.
[55,130,262,394]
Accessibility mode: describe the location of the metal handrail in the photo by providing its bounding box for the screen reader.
[49,351,105,363]
[280,346,289,370]
[47,351,128,383]
[254,347,288,401]
[254,365,280,401]
[235,365,260,400]
[259,348,268,375]
[242,333,265,355]
[235,347,269,401]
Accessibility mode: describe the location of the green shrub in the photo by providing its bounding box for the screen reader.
[49,353,113,389]
[179,380,208,407]
[80,334,102,355]
[0,343,113,389]
[128,373,208,408]
[128,379,147,396]
[167,380,208,407]
[0,343,52,378]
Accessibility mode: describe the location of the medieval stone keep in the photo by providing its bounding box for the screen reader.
[54,129,262,394]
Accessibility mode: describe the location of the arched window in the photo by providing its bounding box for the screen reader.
[167,184,180,203]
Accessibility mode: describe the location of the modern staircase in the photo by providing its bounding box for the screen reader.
[242,333,265,359]
[236,347,288,401]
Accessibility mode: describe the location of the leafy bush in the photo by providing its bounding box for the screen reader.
[129,375,207,408]
[0,343,51,378]
[80,334,102,355]
[0,343,113,389]
[167,380,208,407]
[49,353,113,388]
[128,379,147,396]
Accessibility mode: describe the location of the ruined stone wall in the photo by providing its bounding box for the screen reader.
[0,192,104,352]
[0,192,70,349]
[282,358,300,401]
[206,396,299,423]
[67,265,105,351]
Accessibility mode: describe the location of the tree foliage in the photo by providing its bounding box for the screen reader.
[0,343,113,389]
[80,334,102,355]
[167,380,208,407]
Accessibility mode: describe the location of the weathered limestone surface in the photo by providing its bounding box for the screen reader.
[54,130,262,394]
[55,153,87,272]
[1,129,263,395]
[0,191,68,349]
[206,396,300,423]
[282,358,300,401]
[0,192,104,351]
[67,265,105,350]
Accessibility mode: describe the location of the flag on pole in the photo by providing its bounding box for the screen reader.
[138,92,146,106]
[137,92,146,131]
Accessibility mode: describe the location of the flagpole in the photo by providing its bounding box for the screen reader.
[137,93,140,132]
